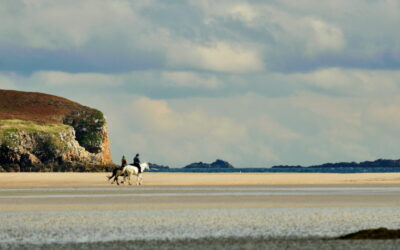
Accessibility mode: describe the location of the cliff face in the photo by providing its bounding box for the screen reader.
[0,90,114,172]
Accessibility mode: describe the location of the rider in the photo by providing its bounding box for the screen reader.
[133,153,141,173]
[121,155,127,168]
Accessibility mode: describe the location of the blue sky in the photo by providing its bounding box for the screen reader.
[1,0,400,167]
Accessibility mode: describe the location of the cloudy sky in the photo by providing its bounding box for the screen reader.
[1,0,400,167]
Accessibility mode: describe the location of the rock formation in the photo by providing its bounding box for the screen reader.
[338,227,400,239]
[0,90,114,172]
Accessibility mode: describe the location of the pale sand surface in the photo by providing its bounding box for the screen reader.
[0,174,399,211]
[1,172,399,211]
[1,172,400,188]
[2,193,400,211]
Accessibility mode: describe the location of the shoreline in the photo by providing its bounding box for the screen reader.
[0,172,400,188]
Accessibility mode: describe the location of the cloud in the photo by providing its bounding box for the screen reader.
[306,18,345,54]
[0,0,139,50]
[229,3,259,23]
[119,97,253,166]
[0,0,399,75]
[299,68,400,96]
[161,71,222,89]
[166,41,265,73]
[111,90,400,167]
[33,71,122,87]
[130,97,248,140]
[3,66,400,100]
[0,74,16,89]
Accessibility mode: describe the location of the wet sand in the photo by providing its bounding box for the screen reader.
[1,172,400,188]
[1,185,400,245]
[1,184,400,212]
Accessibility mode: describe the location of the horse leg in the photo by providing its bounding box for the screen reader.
[121,172,126,184]
[138,174,143,185]
[128,174,132,185]
[107,172,114,183]
[115,176,119,185]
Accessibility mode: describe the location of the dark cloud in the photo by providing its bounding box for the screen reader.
[0,44,164,75]
[1,0,399,75]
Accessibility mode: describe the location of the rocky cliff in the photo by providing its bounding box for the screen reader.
[0,89,114,172]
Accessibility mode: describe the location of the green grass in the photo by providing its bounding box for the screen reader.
[0,120,72,149]
[0,120,70,135]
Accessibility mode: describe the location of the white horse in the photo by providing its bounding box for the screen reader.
[122,162,150,186]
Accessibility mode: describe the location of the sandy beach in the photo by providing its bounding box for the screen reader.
[1,172,400,249]
[1,172,400,212]
[1,172,400,188]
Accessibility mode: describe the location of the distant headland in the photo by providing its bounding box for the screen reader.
[0,89,114,172]
[272,158,400,170]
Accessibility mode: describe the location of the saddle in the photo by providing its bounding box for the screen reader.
[132,163,142,173]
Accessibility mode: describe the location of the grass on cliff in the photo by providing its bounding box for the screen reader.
[0,120,72,151]
[0,120,71,138]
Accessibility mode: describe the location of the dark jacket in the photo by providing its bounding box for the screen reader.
[133,156,140,166]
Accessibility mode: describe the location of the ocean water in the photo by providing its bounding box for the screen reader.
[151,167,400,173]
[1,186,399,249]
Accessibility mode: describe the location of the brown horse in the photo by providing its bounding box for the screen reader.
[107,167,126,185]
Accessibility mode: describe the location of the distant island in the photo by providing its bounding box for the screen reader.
[147,159,235,170]
[149,158,400,172]
[183,159,234,169]
[148,163,170,170]
[272,158,400,169]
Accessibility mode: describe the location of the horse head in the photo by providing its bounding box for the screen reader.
[140,162,150,172]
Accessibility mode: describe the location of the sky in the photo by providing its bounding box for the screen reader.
[1,0,400,168]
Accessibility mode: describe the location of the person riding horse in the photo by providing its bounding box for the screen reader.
[133,153,141,173]
[121,155,127,167]
[107,155,128,185]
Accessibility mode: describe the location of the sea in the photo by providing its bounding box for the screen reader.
[150,167,400,173]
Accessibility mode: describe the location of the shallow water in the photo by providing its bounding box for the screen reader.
[0,186,399,249]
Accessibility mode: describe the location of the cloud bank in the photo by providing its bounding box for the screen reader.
[0,0,399,167]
